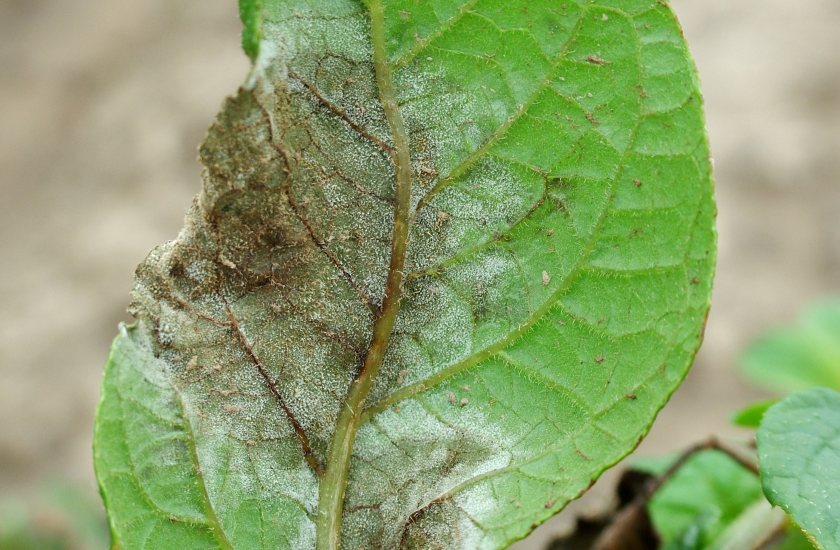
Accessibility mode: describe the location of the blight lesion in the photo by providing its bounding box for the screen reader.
[112,0,716,547]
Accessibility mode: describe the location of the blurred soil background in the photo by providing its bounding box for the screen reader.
[0,0,838,547]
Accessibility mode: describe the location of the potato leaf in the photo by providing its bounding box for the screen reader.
[758,388,840,550]
[94,1,715,548]
[632,450,811,550]
[634,451,762,547]
[731,399,777,429]
[708,499,790,550]
[742,300,840,394]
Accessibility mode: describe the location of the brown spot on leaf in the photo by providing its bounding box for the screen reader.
[435,211,450,229]
[586,54,610,65]
[186,355,200,371]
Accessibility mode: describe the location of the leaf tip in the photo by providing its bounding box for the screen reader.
[238,0,263,62]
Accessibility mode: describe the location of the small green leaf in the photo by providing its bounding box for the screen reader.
[742,300,840,394]
[758,388,840,550]
[238,0,263,61]
[96,1,715,547]
[707,498,789,550]
[732,399,777,429]
[637,451,762,546]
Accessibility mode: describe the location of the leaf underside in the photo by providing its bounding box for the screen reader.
[94,0,715,548]
[758,388,840,550]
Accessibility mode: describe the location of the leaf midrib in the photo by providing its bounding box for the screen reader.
[314,4,636,546]
[301,1,680,546]
[364,4,644,420]
[314,0,415,547]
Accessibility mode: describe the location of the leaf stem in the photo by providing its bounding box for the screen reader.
[315,0,413,547]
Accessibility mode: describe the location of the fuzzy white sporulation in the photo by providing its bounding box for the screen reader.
[97,1,715,548]
[345,398,515,547]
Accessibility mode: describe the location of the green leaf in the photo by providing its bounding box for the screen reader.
[731,399,777,429]
[636,451,762,547]
[776,528,820,550]
[742,300,840,394]
[706,498,789,550]
[238,0,263,61]
[758,388,840,550]
[94,1,715,548]
[632,450,812,549]
[0,482,109,550]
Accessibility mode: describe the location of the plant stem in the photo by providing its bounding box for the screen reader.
[314,1,413,547]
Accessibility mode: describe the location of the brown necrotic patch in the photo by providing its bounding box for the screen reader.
[127,86,400,469]
[399,499,463,550]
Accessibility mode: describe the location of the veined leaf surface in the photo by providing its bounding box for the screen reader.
[94,1,716,548]
[758,388,840,550]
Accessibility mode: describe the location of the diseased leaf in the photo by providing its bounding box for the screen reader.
[742,300,840,394]
[758,388,840,550]
[94,1,715,548]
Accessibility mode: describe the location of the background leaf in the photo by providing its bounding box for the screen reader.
[731,399,777,429]
[95,0,716,547]
[705,498,789,550]
[758,387,840,550]
[633,450,762,547]
[632,450,813,549]
[742,300,840,393]
[0,482,109,550]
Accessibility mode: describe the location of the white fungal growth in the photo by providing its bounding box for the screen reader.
[245,38,283,92]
